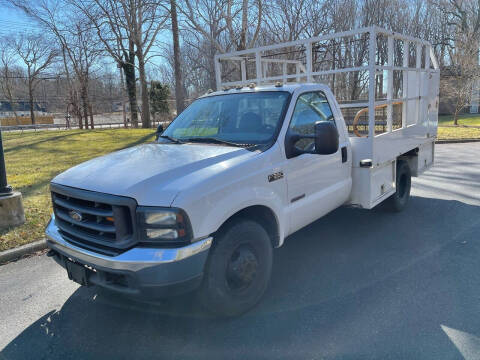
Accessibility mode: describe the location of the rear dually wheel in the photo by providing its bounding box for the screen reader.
[384,159,411,212]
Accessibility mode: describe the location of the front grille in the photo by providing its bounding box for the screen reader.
[51,183,137,256]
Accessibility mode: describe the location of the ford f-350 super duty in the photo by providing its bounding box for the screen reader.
[45,27,439,316]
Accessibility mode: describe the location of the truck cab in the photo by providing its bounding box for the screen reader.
[45,27,439,316]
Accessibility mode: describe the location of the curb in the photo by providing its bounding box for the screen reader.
[436,139,480,144]
[0,239,47,265]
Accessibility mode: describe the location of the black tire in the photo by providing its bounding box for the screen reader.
[199,219,273,317]
[385,160,411,212]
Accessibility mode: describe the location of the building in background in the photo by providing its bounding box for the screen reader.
[0,101,47,118]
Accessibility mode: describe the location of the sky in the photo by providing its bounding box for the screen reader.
[0,1,42,38]
[0,0,171,77]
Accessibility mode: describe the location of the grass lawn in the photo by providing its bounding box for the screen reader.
[437,114,480,139]
[437,126,480,140]
[438,114,480,126]
[1,129,155,251]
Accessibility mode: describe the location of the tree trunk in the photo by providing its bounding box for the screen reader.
[89,104,94,129]
[123,100,127,128]
[208,47,217,90]
[119,65,128,128]
[2,77,20,124]
[65,103,71,129]
[171,0,186,115]
[137,51,151,128]
[77,111,83,129]
[123,42,138,128]
[123,61,138,128]
[78,111,83,129]
[72,90,83,129]
[76,106,83,129]
[10,101,20,125]
[238,0,248,50]
[28,78,35,125]
[81,84,89,130]
[133,0,150,128]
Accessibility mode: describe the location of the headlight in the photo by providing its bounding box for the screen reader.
[137,207,192,245]
[144,211,177,226]
[146,228,178,239]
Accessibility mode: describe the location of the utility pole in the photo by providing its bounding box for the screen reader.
[0,128,25,227]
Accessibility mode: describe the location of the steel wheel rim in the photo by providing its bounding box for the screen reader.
[226,244,258,292]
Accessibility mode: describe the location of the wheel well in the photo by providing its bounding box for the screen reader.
[398,147,418,175]
[402,147,419,157]
[215,205,280,248]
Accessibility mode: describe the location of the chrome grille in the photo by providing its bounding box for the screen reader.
[50,184,137,256]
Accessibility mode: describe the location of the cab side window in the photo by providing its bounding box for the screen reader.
[288,92,335,151]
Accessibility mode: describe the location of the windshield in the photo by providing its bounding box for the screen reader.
[161,91,290,147]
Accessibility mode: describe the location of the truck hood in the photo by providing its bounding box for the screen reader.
[52,143,255,205]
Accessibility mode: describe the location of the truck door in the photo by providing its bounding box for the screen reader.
[283,91,352,234]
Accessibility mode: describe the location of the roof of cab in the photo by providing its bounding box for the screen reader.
[199,83,308,98]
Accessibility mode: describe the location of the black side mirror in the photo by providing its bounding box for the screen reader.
[285,121,339,158]
[155,124,164,140]
[314,121,339,155]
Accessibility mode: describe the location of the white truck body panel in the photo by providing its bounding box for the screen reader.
[52,143,256,207]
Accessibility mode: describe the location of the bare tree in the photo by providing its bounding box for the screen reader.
[8,0,101,129]
[441,57,480,124]
[132,0,170,128]
[72,0,139,127]
[433,0,480,124]
[181,0,263,52]
[0,41,22,123]
[180,0,263,89]
[263,0,329,43]
[170,0,185,114]
[76,0,170,128]
[3,0,478,123]
[60,43,82,128]
[8,34,56,124]
[62,18,99,130]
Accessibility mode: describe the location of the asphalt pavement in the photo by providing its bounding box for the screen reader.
[1,142,480,360]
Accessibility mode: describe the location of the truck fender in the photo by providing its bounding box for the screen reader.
[177,185,286,248]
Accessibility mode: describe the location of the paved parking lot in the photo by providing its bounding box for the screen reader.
[1,142,480,360]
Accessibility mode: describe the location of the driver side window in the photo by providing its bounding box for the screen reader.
[288,92,335,151]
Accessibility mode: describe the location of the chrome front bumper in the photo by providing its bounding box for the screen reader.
[45,215,212,297]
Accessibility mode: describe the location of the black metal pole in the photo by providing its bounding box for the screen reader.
[0,128,13,196]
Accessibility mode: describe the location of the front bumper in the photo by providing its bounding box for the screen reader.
[45,216,212,298]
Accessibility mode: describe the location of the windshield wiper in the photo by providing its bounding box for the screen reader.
[183,137,253,148]
[158,135,184,144]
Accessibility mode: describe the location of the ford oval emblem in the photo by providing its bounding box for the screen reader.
[68,210,83,222]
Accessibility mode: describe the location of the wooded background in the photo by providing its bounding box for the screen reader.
[0,0,479,127]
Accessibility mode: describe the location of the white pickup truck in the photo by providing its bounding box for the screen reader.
[45,27,439,316]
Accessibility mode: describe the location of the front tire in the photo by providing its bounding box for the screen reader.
[199,219,273,317]
[385,160,411,212]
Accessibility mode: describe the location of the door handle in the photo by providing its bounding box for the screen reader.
[341,146,347,163]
